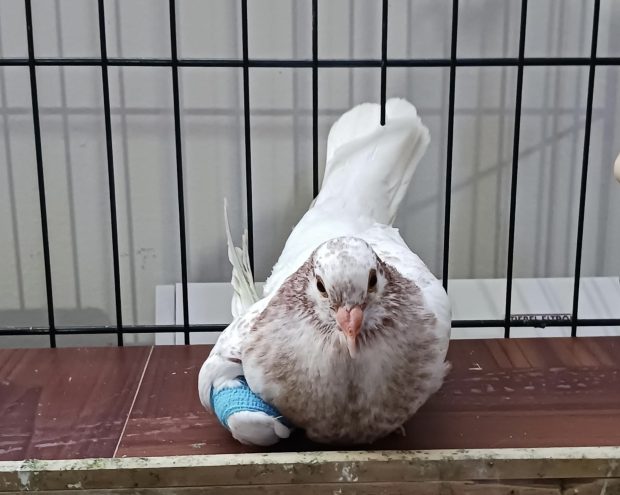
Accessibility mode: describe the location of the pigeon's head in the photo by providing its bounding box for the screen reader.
[309,237,387,358]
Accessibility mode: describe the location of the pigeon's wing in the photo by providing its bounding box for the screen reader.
[263,98,430,297]
[197,296,293,446]
[198,298,268,411]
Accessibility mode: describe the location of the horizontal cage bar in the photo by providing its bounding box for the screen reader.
[1,57,620,68]
[2,318,620,337]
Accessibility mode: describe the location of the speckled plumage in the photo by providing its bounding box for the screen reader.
[198,98,451,446]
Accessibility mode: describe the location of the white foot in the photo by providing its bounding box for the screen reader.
[227,411,292,446]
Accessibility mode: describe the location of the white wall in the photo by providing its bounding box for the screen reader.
[1,0,619,340]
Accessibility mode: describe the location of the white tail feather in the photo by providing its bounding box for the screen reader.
[315,98,430,225]
[224,199,260,317]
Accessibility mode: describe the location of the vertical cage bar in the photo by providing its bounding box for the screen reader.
[241,0,254,271]
[169,0,190,343]
[442,0,458,291]
[571,0,600,337]
[312,0,319,197]
[24,0,56,347]
[504,0,528,339]
[97,0,123,346]
[380,0,388,125]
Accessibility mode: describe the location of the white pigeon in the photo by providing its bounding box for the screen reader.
[198,98,451,446]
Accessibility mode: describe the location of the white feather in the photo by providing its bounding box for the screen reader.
[224,199,260,318]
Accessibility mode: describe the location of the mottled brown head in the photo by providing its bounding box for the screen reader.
[308,237,389,358]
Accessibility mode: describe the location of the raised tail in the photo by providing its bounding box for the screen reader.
[224,199,260,317]
[314,98,430,225]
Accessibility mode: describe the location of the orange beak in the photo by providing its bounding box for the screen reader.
[336,305,364,358]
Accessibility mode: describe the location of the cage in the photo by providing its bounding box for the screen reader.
[1,0,620,493]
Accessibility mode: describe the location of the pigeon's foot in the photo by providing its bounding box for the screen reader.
[396,425,407,437]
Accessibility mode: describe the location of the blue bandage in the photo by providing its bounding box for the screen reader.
[209,377,292,430]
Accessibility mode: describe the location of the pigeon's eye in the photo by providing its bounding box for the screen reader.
[368,269,378,292]
[316,278,328,297]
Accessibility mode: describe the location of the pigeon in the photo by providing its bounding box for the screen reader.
[198,98,451,446]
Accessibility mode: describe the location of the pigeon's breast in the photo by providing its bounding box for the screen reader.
[243,321,447,445]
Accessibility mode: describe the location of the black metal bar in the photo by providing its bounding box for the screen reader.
[0,105,610,119]
[442,0,458,290]
[97,0,123,346]
[3,56,620,68]
[241,0,254,271]
[312,0,319,198]
[452,318,620,328]
[380,0,388,125]
[0,105,611,119]
[168,0,190,344]
[24,0,55,348]
[571,0,601,338]
[503,0,529,339]
[2,317,619,337]
[0,325,227,336]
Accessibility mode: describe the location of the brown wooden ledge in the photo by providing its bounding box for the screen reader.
[0,337,619,493]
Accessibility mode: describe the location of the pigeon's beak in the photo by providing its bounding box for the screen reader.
[336,305,363,358]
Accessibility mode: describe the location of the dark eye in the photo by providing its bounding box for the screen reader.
[368,269,378,292]
[316,278,327,297]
